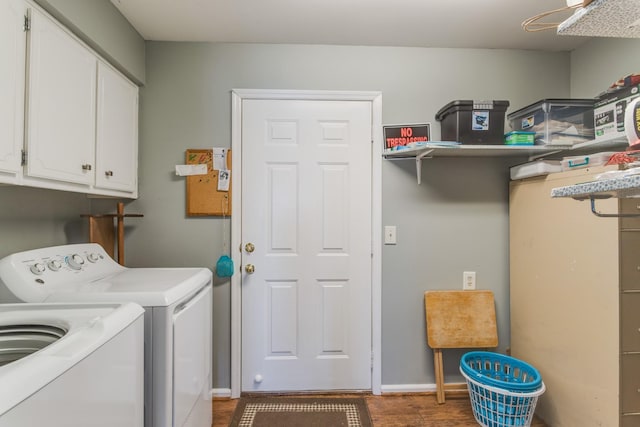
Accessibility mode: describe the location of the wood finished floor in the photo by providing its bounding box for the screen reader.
[212,392,548,426]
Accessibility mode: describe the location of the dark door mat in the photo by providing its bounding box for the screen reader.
[229,396,373,427]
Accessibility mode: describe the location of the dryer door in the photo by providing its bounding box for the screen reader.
[172,284,212,427]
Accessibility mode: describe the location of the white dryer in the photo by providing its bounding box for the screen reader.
[0,302,144,427]
[0,244,213,427]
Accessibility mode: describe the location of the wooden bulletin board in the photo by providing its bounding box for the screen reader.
[185,149,232,216]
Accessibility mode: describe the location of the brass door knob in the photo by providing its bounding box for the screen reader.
[245,243,255,253]
[245,264,255,274]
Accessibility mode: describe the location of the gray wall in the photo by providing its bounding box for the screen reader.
[123,42,570,388]
[0,186,88,255]
[33,0,145,84]
[570,37,640,97]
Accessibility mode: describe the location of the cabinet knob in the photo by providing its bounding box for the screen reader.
[105,170,114,177]
[82,164,92,171]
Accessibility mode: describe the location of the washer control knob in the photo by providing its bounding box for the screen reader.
[47,260,62,271]
[67,254,85,270]
[87,253,100,263]
[29,263,46,275]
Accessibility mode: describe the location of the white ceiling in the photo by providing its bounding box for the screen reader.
[109,0,590,51]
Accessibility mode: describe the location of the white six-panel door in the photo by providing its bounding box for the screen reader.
[241,98,373,391]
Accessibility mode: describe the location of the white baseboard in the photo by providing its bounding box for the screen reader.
[212,384,463,397]
[381,384,437,393]
[381,383,467,394]
[211,388,232,398]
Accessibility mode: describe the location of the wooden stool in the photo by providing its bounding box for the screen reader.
[424,290,498,404]
[81,202,143,265]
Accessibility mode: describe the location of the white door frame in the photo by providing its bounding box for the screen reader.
[230,89,382,398]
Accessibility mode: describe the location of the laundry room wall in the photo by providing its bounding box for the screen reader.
[121,42,571,390]
[32,0,145,84]
[570,37,640,97]
[3,0,634,397]
[0,186,89,256]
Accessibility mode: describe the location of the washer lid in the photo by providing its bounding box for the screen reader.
[45,268,213,307]
[0,302,144,416]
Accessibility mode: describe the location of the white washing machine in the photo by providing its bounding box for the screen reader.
[0,302,144,427]
[0,244,213,427]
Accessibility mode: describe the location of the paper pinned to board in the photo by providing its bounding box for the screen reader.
[213,148,229,171]
[175,164,208,176]
[218,169,231,192]
[213,147,231,191]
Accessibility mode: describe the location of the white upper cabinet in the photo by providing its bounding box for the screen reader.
[0,1,139,198]
[0,0,27,178]
[95,61,138,193]
[26,8,97,186]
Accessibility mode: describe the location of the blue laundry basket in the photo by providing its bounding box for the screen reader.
[460,351,542,392]
[460,352,545,427]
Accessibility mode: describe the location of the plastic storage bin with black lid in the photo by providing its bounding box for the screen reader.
[507,99,594,146]
[435,100,509,145]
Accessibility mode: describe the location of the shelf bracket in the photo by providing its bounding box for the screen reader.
[589,197,640,218]
[415,149,434,185]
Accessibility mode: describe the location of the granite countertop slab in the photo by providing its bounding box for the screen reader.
[551,174,640,199]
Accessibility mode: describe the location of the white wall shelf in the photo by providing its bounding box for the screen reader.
[383,143,568,184]
[384,138,630,184]
[570,136,629,152]
[383,144,564,159]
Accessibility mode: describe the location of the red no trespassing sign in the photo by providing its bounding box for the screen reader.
[383,124,431,150]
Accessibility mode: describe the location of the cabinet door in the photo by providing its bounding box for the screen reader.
[95,61,138,193]
[26,8,96,185]
[620,231,640,291]
[0,0,27,176]
[621,293,640,353]
[620,198,640,230]
[621,354,640,414]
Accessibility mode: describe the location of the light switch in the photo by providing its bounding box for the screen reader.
[384,226,397,245]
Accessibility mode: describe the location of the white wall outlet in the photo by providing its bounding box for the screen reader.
[463,271,476,290]
[384,226,397,245]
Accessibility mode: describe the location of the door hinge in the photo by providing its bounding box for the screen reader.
[21,150,27,166]
[371,351,374,371]
[23,15,30,32]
